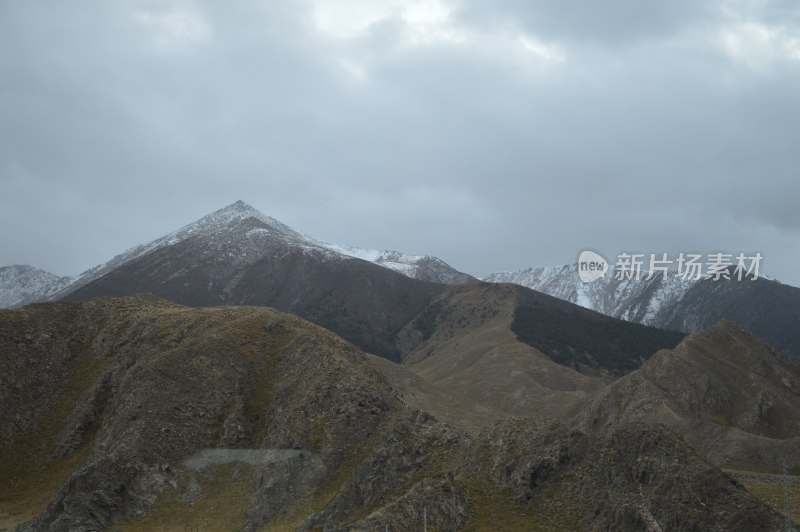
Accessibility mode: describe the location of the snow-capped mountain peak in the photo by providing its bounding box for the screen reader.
[185,200,304,241]
[0,201,473,307]
[0,265,73,308]
[42,201,313,302]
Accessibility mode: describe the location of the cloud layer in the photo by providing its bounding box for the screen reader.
[2,0,799,283]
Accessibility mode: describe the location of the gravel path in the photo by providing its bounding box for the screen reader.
[180,448,315,470]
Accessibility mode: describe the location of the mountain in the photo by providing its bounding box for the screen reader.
[58,202,445,362]
[0,296,786,530]
[68,248,685,428]
[486,263,800,357]
[351,282,683,438]
[41,201,685,420]
[572,320,800,473]
[0,265,72,308]
[0,201,472,310]
[45,200,310,302]
[0,200,477,361]
[0,203,681,377]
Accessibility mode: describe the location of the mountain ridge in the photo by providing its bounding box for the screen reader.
[0,201,474,309]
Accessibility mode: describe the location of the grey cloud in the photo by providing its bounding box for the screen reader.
[454,0,714,45]
[1,0,799,286]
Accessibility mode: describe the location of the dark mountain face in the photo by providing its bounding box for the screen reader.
[658,276,800,357]
[0,296,786,531]
[61,217,443,362]
[510,285,685,375]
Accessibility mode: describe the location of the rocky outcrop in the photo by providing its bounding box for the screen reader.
[573,320,800,472]
[465,418,787,531]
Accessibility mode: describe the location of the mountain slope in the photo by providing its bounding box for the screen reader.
[379,283,685,434]
[511,285,686,375]
[0,296,785,531]
[400,282,684,372]
[572,320,800,473]
[0,295,461,530]
[464,419,787,531]
[0,265,72,308]
[397,283,610,425]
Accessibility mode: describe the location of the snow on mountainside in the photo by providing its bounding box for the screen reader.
[321,243,475,284]
[484,265,696,327]
[0,265,73,308]
[1,201,472,308]
[322,245,426,277]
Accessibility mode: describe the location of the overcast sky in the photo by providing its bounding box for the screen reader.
[2,0,799,284]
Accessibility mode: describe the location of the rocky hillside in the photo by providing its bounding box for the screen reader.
[464,418,786,531]
[366,282,684,436]
[0,295,462,530]
[394,283,611,429]
[0,296,786,531]
[573,320,800,473]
